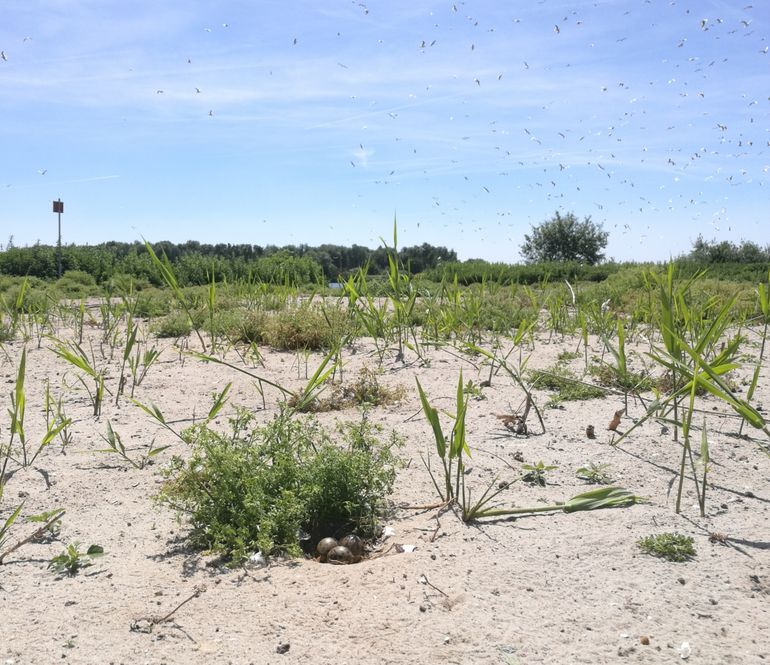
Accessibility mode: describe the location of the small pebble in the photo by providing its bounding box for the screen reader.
[276,643,290,655]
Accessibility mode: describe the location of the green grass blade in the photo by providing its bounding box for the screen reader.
[206,383,231,421]
[562,486,640,512]
[416,378,446,458]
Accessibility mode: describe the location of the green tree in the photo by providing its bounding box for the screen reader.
[520,211,609,265]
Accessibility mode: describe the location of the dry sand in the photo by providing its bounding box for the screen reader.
[1,320,768,665]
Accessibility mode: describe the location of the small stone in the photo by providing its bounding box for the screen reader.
[276,643,290,655]
[419,604,429,612]
[640,635,650,645]
[678,577,686,585]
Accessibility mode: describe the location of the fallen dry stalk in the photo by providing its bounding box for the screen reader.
[130,585,207,633]
[0,509,66,565]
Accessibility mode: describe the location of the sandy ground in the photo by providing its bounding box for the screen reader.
[1,317,769,665]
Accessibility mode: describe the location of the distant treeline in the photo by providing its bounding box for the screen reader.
[0,237,766,288]
[689,236,770,265]
[423,236,770,285]
[0,240,457,286]
[423,258,770,286]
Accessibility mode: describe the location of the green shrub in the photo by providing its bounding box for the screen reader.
[231,309,269,344]
[262,304,352,351]
[107,273,153,293]
[157,411,401,561]
[152,312,192,338]
[55,270,98,298]
[637,532,695,562]
[133,290,172,318]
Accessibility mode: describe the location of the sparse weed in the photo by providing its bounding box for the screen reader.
[557,350,581,363]
[521,461,557,486]
[299,367,405,412]
[0,507,66,565]
[463,379,487,401]
[48,542,104,576]
[576,462,614,485]
[51,338,108,417]
[98,421,170,469]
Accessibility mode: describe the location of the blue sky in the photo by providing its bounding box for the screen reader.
[1,0,767,262]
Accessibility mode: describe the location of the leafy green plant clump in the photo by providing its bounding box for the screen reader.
[48,542,104,576]
[576,462,614,485]
[521,461,557,486]
[637,533,695,562]
[152,312,193,338]
[557,350,581,363]
[157,410,401,562]
[528,365,607,405]
[262,305,352,351]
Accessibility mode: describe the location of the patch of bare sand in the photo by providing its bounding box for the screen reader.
[1,325,768,664]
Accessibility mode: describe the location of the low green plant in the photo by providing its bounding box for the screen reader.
[51,339,108,417]
[157,410,400,561]
[637,532,695,562]
[127,344,161,398]
[133,382,232,446]
[0,507,66,564]
[232,309,268,344]
[521,461,557,486]
[5,349,71,468]
[462,379,487,401]
[48,542,104,575]
[576,462,614,485]
[98,421,170,469]
[596,318,654,411]
[262,304,351,351]
[25,508,64,541]
[55,270,98,298]
[528,365,607,405]
[0,501,24,561]
[152,312,192,339]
